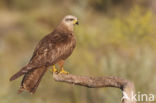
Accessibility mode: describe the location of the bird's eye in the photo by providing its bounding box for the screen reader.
[65,18,74,21]
[69,18,74,21]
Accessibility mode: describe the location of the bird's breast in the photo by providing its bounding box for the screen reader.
[59,35,76,60]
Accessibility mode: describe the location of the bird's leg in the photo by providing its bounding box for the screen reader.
[58,60,69,74]
[52,65,57,72]
[60,68,68,74]
[49,65,58,73]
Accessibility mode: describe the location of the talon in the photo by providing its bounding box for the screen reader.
[50,65,58,73]
[59,68,69,74]
[53,67,57,73]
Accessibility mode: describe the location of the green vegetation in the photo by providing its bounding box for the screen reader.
[0,0,156,103]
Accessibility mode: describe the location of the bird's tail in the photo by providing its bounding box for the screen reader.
[18,66,47,94]
[10,66,28,81]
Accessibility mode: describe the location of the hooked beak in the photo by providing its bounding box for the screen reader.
[73,19,79,25]
[75,21,79,25]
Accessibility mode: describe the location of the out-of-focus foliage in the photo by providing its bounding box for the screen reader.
[88,0,130,11]
[0,0,156,103]
[109,6,154,45]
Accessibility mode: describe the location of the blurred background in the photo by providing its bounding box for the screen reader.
[0,0,156,103]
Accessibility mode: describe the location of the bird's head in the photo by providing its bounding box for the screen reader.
[61,15,79,31]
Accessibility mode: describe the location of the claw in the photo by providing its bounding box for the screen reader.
[53,66,57,72]
[59,68,69,74]
[49,65,58,73]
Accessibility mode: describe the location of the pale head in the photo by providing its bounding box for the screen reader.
[61,15,79,31]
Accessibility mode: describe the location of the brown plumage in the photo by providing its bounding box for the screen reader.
[18,66,47,94]
[10,15,78,94]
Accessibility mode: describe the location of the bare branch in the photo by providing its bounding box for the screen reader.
[52,73,136,103]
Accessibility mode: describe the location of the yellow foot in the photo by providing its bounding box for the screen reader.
[53,67,57,72]
[49,65,58,73]
[59,68,69,74]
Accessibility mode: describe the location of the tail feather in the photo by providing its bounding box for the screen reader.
[10,66,28,81]
[18,66,47,94]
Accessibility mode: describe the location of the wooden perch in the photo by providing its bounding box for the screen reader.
[52,73,136,103]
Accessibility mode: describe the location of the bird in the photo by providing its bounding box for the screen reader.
[10,15,79,94]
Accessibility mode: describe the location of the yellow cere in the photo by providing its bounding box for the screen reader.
[73,19,78,24]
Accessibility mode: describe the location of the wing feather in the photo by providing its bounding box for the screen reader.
[10,30,76,81]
